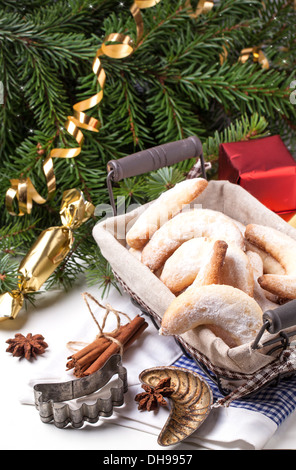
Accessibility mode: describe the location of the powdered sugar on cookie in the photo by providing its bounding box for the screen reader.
[126,178,208,249]
[141,208,245,271]
[160,284,263,347]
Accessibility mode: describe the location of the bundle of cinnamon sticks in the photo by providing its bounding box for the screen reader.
[66,314,148,377]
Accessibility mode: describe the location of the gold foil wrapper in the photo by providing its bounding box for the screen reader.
[0,189,94,322]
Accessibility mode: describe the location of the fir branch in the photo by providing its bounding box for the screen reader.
[0,0,295,299]
[84,243,121,298]
[0,254,19,294]
[112,176,147,208]
[176,60,292,117]
[201,112,269,178]
[0,219,39,250]
[143,167,185,200]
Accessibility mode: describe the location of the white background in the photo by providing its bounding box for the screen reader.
[1,274,296,451]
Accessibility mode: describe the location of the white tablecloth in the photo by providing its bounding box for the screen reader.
[1,275,296,450]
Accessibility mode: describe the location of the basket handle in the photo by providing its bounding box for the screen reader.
[252,300,296,349]
[106,136,206,215]
[263,300,296,334]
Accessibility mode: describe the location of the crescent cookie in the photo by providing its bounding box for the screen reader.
[245,224,296,274]
[226,217,285,275]
[191,240,228,288]
[245,241,285,275]
[141,208,245,272]
[258,275,296,300]
[245,224,296,299]
[161,238,253,296]
[160,284,263,347]
[126,178,208,249]
[160,237,216,293]
[225,217,284,275]
[246,251,279,311]
[226,216,246,236]
[218,244,254,297]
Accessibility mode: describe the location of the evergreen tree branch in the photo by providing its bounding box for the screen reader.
[0,0,295,299]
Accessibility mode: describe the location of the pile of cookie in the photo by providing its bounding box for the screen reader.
[126,178,296,348]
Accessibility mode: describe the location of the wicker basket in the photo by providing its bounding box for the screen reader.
[93,137,296,400]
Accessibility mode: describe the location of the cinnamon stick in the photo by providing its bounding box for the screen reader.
[83,315,147,376]
[123,322,148,350]
[66,337,110,370]
[72,362,90,377]
[66,323,131,371]
[68,336,111,362]
[67,341,110,374]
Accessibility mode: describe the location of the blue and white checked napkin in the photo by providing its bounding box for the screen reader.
[174,354,296,429]
[93,351,296,450]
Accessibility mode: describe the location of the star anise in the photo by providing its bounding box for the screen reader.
[6,333,48,360]
[135,377,175,411]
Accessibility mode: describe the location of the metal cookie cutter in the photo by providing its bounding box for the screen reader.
[33,354,127,428]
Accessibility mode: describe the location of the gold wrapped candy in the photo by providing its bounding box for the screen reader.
[0,189,94,322]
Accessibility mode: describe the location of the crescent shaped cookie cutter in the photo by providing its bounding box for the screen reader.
[33,354,127,428]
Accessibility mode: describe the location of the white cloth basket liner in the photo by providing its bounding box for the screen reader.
[93,180,296,379]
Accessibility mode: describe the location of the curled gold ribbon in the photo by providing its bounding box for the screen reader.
[239,46,269,69]
[0,189,94,321]
[185,0,214,17]
[6,177,48,216]
[219,44,229,66]
[219,44,269,70]
[6,0,161,217]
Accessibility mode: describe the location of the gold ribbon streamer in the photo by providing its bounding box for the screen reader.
[185,0,214,17]
[0,189,94,321]
[219,44,228,66]
[6,0,161,217]
[239,46,269,69]
[219,44,269,70]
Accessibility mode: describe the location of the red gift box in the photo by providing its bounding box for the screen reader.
[218,135,296,221]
